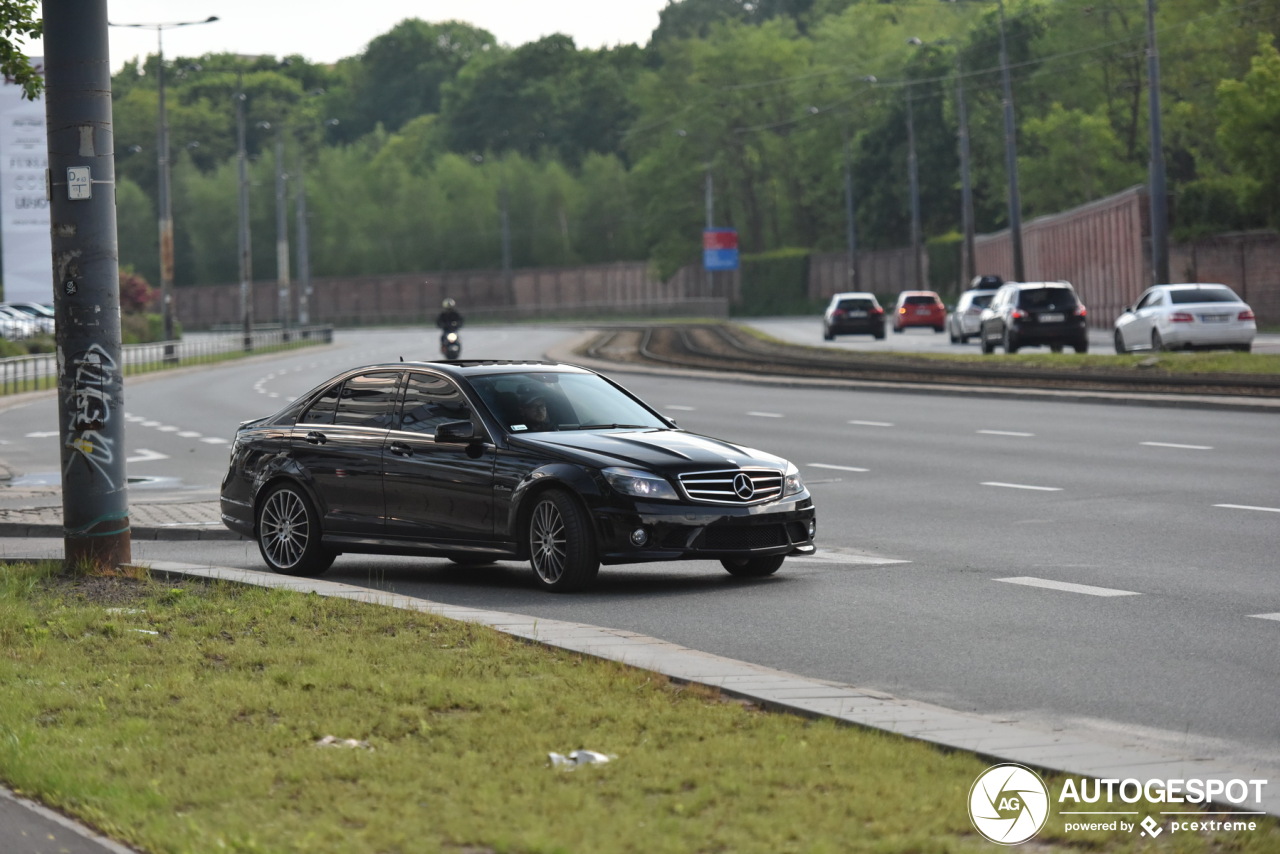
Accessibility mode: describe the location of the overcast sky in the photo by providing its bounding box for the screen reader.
[27,1,671,70]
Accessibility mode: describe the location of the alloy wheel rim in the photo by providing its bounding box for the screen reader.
[262,490,308,568]
[530,500,567,584]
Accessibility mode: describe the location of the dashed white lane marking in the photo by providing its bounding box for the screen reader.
[25,431,59,438]
[1141,441,1213,450]
[1250,613,1280,622]
[200,437,229,445]
[996,577,1139,597]
[126,449,169,463]
[1214,503,1280,514]
[978,429,1034,437]
[746,411,784,418]
[177,431,201,438]
[157,425,179,432]
[848,420,893,427]
[808,463,869,473]
[981,482,1062,492]
[140,420,161,427]
[786,548,910,566]
[666,405,696,411]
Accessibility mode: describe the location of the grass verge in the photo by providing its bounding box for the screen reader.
[1,561,1275,853]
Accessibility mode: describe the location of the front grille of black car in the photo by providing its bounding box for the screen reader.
[677,468,783,505]
[700,524,788,550]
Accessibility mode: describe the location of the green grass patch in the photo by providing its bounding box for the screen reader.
[1,562,1275,852]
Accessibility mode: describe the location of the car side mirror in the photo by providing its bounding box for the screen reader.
[435,420,477,444]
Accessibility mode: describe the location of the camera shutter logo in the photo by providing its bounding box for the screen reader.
[968,764,1050,845]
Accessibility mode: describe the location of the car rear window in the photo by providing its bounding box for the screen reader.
[837,299,875,311]
[1017,288,1077,309]
[968,294,994,309]
[904,295,939,306]
[1169,287,1239,304]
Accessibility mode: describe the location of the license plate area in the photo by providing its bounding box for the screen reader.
[1039,313,1064,323]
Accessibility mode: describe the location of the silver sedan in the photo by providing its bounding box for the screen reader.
[1113,283,1256,353]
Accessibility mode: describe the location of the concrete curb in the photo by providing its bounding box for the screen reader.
[131,559,1275,818]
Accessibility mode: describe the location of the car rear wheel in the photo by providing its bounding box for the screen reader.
[1003,329,1019,354]
[1152,329,1167,352]
[720,555,785,577]
[1073,337,1089,354]
[822,327,834,341]
[1114,330,1127,354]
[528,490,599,592]
[256,483,335,577]
[980,333,994,354]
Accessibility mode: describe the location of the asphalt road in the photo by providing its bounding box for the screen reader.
[3,324,1277,780]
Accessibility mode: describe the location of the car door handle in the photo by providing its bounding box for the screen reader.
[304,431,327,445]
[388,441,413,457]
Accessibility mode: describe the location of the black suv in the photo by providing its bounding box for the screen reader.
[979,281,1089,354]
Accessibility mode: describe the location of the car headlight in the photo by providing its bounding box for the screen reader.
[603,467,678,501]
[783,462,804,497]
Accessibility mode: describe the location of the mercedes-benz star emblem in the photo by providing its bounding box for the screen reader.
[733,472,755,499]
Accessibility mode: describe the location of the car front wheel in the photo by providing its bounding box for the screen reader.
[721,555,785,577]
[256,483,335,577]
[1114,330,1127,354]
[527,490,599,592]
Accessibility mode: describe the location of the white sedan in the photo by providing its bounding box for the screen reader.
[1113,284,1256,353]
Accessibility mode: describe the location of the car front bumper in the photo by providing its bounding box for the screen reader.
[591,495,817,564]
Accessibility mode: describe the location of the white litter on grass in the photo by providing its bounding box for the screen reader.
[548,750,614,769]
[315,735,373,750]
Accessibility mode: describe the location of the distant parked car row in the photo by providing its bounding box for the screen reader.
[822,278,1257,355]
[0,302,54,340]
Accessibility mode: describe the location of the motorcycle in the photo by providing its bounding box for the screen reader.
[440,330,461,360]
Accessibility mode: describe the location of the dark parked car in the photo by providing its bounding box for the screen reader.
[221,361,816,592]
[979,281,1089,354]
[822,291,886,340]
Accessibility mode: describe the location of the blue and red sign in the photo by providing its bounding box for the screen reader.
[703,228,739,271]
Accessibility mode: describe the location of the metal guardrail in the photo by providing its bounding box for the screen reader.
[0,325,333,396]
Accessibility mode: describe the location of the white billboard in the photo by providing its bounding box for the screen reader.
[0,56,51,305]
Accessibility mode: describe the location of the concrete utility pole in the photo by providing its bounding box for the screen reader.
[1145,0,1171,285]
[44,0,131,568]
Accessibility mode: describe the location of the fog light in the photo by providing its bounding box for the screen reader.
[630,527,649,547]
[807,519,816,539]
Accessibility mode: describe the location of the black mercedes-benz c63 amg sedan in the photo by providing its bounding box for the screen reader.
[221,360,816,591]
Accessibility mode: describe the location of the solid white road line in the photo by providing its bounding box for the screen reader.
[848,420,893,427]
[746,411,784,418]
[1214,503,1280,514]
[981,482,1063,492]
[996,577,1139,597]
[665,405,696,411]
[807,463,869,473]
[977,429,1034,437]
[1249,613,1280,622]
[1141,441,1213,450]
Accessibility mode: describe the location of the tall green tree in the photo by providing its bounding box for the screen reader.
[0,0,41,99]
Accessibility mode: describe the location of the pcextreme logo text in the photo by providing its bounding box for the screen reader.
[967,763,1269,846]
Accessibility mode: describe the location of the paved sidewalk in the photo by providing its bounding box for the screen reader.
[0,499,234,540]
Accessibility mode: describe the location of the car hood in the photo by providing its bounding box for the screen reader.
[510,429,790,472]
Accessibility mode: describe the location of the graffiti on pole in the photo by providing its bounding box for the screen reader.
[63,343,118,488]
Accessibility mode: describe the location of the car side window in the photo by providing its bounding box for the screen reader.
[301,384,340,425]
[1137,292,1160,309]
[333,372,401,429]
[399,372,473,435]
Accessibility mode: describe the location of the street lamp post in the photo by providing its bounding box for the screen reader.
[273,128,290,338]
[956,55,976,283]
[236,78,253,350]
[905,87,924,290]
[1145,0,1170,285]
[107,15,218,350]
[996,0,1026,281]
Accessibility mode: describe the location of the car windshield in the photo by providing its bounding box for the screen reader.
[470,371,668,433]
[1018,288,1077,309]
[1169,287,1239,304]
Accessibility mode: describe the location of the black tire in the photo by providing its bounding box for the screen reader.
[256,483,335,577]
[720,555,785,578]
[934,325,945,333]
[822,327,834,341]
[1073,337,1089,354]
[1236,343,1252,353]
[527,490,599,592]
[1003,329,1019,354]
[1152,329,1166,352]
[874,330,885,340]
[893,323,903,334]
[980,333,994,355]
[1050,344,1063,353]
[957,331,968,344]
[1114,330,1127,354]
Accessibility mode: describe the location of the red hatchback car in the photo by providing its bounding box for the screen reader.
[892,290,946,333]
